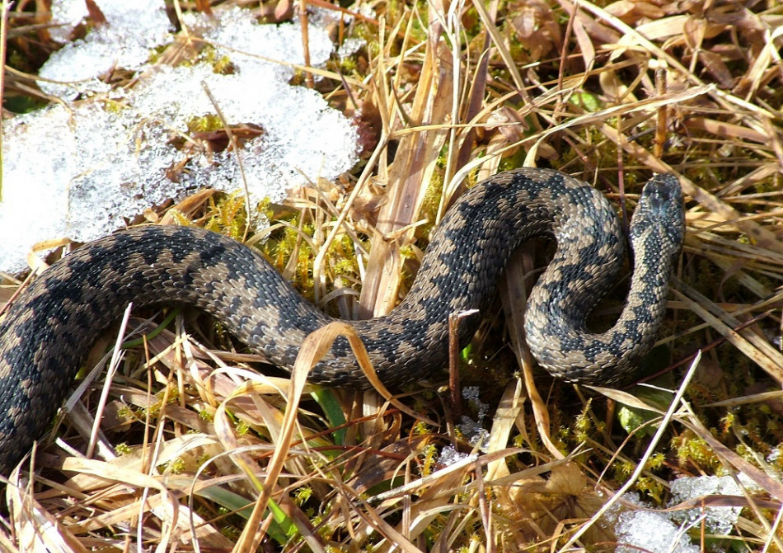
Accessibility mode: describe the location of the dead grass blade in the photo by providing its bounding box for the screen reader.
[499,251,564,460]
[673,287,783,383]
[8,478,87,553]
[358,24,454,317]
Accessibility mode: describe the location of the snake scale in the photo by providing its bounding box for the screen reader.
[0,168,685,476]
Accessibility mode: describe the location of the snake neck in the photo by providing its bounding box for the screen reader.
[524,220,678,385]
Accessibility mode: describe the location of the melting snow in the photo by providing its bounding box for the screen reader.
[457,386,490,451]
[1,0,359,274]
[668,475,744,535]
[614,475,746,552]
[40,0,171,99]
[616,508,701,553]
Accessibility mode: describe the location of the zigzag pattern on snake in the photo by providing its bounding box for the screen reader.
[0,168,685,475]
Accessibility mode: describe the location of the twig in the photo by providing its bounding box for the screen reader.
[86,303,133,459]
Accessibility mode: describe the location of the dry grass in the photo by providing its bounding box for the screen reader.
[1,0,783,551]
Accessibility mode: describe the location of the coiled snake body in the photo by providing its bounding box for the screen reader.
[0,168,684,475]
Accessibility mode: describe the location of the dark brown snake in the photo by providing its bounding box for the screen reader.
[0,168,685,475]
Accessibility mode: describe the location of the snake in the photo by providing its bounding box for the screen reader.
[0,168,685,476]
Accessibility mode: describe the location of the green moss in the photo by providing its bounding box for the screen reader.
[205,192,250,240]
[212,55,236,75]
[193,45,237,74]
[141,386,179,419]
[116,405,135,420]
[167,457,187,474]
[420,443,438,476]
[673,433,722,473]
[635,475,664,503]
[568,91,603,113]
[418,172,444,239]
[293,486,313,506]
[572,400,594,442]
[338,55,358,74]
[186,114,223,133]
[352,23,381,59]
[102,99,125,114]
[235,420,250,435]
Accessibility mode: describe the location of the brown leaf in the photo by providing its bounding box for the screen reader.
[84,0,107,25]
[195,0,213,16]
[508,0,561,62]
[353,98,383,158]
[698,50,734,88]
[273,0,294,23]
[605,1,664,22]
[497,462,616,544]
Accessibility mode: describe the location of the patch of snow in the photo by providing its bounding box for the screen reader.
[458,415,490,450]
[196,7,335,82]
[338,38,366,60]
[669,475,743,535]
[49,0,170,43]
[41,0,172,98]
[457,386,490,451]
[1,1,359,274]
[616,509,701,553]
[439,446,476,467]
[613,475,745,553]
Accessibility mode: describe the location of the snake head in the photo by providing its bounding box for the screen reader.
[630,173,686,257]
